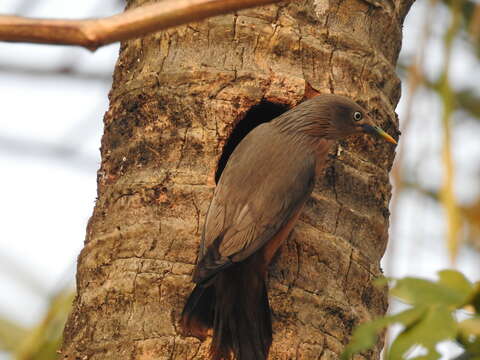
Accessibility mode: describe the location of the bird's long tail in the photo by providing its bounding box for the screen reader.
[181,282,215,340]
[181,261,272,360]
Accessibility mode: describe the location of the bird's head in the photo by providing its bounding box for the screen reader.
[317,94,397,144]
[274,94,397,145]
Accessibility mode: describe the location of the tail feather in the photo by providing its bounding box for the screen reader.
[211,265,272,360]
[181,259,272,360]
[181,283,215,340]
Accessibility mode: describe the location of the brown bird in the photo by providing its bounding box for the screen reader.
[181,94,396,360]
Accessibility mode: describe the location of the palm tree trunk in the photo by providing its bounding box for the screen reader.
[61,0,414,358]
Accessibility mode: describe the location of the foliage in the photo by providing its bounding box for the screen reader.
[342,270,480,360]
[397,0,480,258]
[0,290,74,360]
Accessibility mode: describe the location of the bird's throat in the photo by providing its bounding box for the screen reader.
[314,138,334,177]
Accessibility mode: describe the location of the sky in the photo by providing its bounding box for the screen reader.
[0,0,121,329]
[0,1,479,359]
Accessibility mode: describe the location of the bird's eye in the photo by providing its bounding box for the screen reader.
[353,111,362,121]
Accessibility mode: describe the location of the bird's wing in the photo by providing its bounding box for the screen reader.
[193,123,316,283]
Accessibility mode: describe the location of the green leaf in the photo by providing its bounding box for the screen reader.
[15,290,74,360]
[341,308,425,360]
[0,315,28,351]
[409,349,442,360]
[456,89,480,119]
[459,317,480,336]
[465,342,480,358]
[438,270,472,299]
[341,318,388,360]
[471,282,480,313]
[342,271,477,359]
[389,307,427,326]
[373,276,391,287]
[389,305,457,360]
[391,276,469,308]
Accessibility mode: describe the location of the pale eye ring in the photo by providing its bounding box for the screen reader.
[353,111,362,121]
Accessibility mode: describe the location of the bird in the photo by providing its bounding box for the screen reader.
[180,94,396,360]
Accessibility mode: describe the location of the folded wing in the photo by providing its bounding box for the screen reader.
[193,123,316,283]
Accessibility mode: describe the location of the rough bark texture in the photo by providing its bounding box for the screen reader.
[62,0,414,359]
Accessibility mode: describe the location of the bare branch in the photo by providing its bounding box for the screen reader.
[0,135,98,171]
[0,0,287,51]
[0,63,112,81]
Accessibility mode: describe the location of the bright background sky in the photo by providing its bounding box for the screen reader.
[0,1,479,359]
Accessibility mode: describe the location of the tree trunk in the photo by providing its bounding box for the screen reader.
[61,0,414,359]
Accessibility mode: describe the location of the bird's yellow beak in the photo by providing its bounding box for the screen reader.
[362,124,397,144]
[371,126,397,144]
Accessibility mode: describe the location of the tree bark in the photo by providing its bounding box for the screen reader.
[61,0,414,359]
